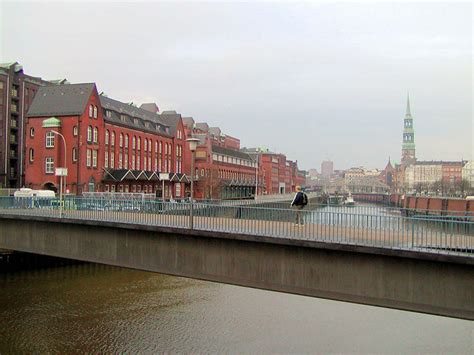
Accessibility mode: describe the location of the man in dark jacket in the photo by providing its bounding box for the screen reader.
[291,186,307,225]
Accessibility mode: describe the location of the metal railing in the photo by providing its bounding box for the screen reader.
[0,196,472,257]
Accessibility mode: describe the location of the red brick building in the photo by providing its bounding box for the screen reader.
[25,83,190,197]
[182,119,263,199]
[242,149,305,195]
[441,161,464,184]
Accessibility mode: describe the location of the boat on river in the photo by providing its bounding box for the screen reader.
[343,194,355,207]
[327,194,343,206]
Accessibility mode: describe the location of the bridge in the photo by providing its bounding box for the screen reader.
[0,196,472,320]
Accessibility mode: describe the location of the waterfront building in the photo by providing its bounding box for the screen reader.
[321,160,333,178]
[182,120,260,199]
[243,148,305,195]
[462,161,474,188]
[25,83,189,196]
[0,62,63,188]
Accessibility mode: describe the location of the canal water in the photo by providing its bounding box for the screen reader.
[0,265,472,353]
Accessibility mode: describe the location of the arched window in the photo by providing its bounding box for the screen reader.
[72,147,77,162]
[111,132,115,146]
[144,139,148,152]
[125,134,129,148]
[87,126,92,142]
[89,105,93,117]
[119,133,123,147]
[29,148,34,162]
[105,130,109,145]
[93,106,98,118]
[73,126,78,137]
[137,137,141,150]
[132,136,136,149]
[88,176,95,192]
[30,127,35,138]
[93,127,98,143]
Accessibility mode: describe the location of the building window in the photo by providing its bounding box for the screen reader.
[119,133,123,147]
[201,169,205,176]
[73,126,78,137]
[92,150,97,167]
[144,139,148,152]
[29,148,34,162]
[89,105,93,117]
[132,136,136,150]
[124,154,128,169]
[144,157,147,170]
[159,142,162,154]
[132,155,135,170]
[120,114,127,122]
[72,147,77,162]
[110,153,115,168]
[86,149,91,167]
[137,137,141,151]
[93,127,98,143]
[106,110,112,118]
[136,155,140,170]
[46,132,55,148]
[155,141,158,153]
[175,183,181,197]
[87,126,92,143]
[105,151,109,168]
[105,130,109,145]
[119,152,123,169]
[45,157,54,174]
[93,106,98,118]
[125,134,129,148]
[111,132,115,146]
[30,127,35,138]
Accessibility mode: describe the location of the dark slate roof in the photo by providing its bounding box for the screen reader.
[182,117,195,128]
[100,95,171,137]
[140,103,159,113]
[28,83,95,117]
[160,111,182,136]
[212,145,253,160]
[195,122,209,132]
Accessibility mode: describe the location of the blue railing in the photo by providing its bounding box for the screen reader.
[0,196,472,256]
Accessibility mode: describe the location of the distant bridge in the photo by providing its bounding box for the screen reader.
[0,198,472,320]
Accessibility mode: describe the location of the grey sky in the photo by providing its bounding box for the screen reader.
[1,1,472,171]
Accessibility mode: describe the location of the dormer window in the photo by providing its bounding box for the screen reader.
[106,110,112,118]
[144,122,150,128]
[120,114,127,122]
[133,118,139,125]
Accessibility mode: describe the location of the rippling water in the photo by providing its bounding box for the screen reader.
[0,264,472,353]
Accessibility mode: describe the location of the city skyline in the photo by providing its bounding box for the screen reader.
[1,1,472,171]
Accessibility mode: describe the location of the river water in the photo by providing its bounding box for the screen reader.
[0,204,473,353]
[0,264,472,353]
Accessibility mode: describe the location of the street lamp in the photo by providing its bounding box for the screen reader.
[254,148,260,201]
[186,137,200,229]
[42,117,67,218]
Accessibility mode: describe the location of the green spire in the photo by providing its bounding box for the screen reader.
[406,92,411,117]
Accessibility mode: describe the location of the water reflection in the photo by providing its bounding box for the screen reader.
[0,264,472,353]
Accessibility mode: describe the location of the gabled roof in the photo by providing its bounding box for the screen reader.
[160,111,182,137]
[182,117,195,128]
[28,83,95,117]
[195,122,209,132]
[140,102,159,113]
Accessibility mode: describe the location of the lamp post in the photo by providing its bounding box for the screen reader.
[186,138,200,229]
[254,148,259,201]
[42,117,67,218]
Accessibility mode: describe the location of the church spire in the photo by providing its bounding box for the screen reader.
[406,92,411,117]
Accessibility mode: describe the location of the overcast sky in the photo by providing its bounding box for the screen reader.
[1,1,472,171]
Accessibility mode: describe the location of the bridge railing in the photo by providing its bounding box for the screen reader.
[0,196,472,256]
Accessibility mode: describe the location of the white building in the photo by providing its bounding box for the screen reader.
[462,161,474,187]
[404,162,443,188]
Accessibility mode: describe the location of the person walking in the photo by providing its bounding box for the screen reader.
[291,186,308,225]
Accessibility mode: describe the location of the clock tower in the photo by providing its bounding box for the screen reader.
[401,93,416,165]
